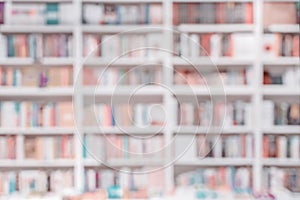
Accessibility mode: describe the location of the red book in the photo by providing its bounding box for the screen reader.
[173,3,179,25]
[216,3,225,24]
[263,135,269,158]
[200,34,212,56]
[245,3,253,24]
[293,35,299,57]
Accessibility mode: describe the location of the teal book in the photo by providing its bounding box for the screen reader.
[46,3,59,25]
[7,35,15,57]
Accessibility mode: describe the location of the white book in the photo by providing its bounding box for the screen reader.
[212,136,222,158]
[290,136,300,159]
[1,102,18,127]
[43,103,51,127]
[246,134,253,158]
[101,35,120,58]
[59,4,74,24]
[231,34,255,58]
[180,33,189,57]
[262,34,280,58]
[0,137,6,159]
[87,169,96,191]
[20,102,27,127]
[210,34,222,57]
[263,100,274,127]
[146,33,163,58]
[100,170,114,189]
[283,67,295,86]
[0,34,7,58]
[175,135,196,161]
[278,136,287,158]
[244,103,252,127]
[189,34,200,58]
[119,167,131,190]
[83,4,103,24]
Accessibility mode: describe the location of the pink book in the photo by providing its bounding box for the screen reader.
[56,102,74,127]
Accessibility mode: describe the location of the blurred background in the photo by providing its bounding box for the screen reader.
[0,0,299,200]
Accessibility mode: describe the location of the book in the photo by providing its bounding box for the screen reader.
[0,101,74,127]
[84,103,164,127]
[83,135,164,161]
[176,167,252,194]
[0,2,4,24]
[46,3,59,25]
[264,167,300,193]
[24,135,74,160]
[178,101,251,127]
[173,2,253,25]
[0,135,16,160]
[263,2,297,28]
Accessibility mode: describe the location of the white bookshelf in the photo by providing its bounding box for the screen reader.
[0,0,299,199]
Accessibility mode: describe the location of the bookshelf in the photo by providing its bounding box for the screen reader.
[0,0,299,199]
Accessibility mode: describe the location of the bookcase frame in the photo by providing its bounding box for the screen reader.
[0,0,299,197]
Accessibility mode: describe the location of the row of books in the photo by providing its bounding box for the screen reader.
[84,103,164,127]
[83,67,161,86]
[0,135,16,159]
[263,2,300,27]
[175,134,253,160]
[263,135,300,159]
[0,67,72,87]
[84,168,165,198]
[263,167,300,193]
[0,170,73,195]
[83,33,162,58]
[1,34,73,58]
[83,3,162,25]
[176,167,252,194]
[263,101,300,126]
[263,34,299,57]
[178,101,251,127]
[175,33,299,58]
[175,33,256,58]
[24,135,73,160]
[0,101,74,127]
[9,3,73,25]
[264,67,300,86]
[83,135,164,161]
[174,67,252,86]
[173,2,253,25]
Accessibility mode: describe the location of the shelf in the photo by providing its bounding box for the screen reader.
[266,24,300,33]
[176,24,254,33]
[84,159,164,168]
[172,57,253,67]
[263,126,300,134]
[263,159,300,167]
[11,0,73,2]
[172,85,253,97]
[174,126,252,134]
[0,87,73,101]
[0,57,73,66]
[264,0,299,2]
[263,57,300,66]
[173,0,252,2]
[82,25,163,34]
[0,160,74,169]
[84,126,164,134]
[82,0,163,3]
[84,57,163,67]
[0,127,74,135]
[0,58,34,66]
[0,25,74,33]
[175,158,253,166]
[263,86,300,96]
